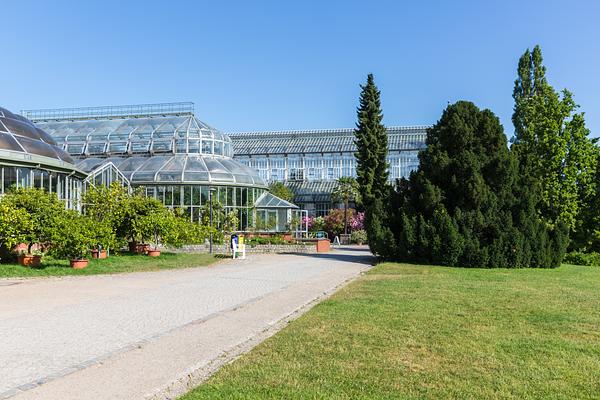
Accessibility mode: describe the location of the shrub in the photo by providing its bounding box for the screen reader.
[133,208,175,250]
[50,211,96,260]
[302,216,314,231]
[350,212,365,231]
[324,208,356,238]
[0,201,33,252]
[350,229,367,245]
[378,101,567,268]
[2,188,67,254]
[83,182,129,250]
[311,216,325,233]
[563,251,600,266]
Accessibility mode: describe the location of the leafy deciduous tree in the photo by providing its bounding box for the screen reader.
[268,182,295,203]
[512,45,598,238]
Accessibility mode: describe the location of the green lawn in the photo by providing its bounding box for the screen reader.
[182,263,600,399]
[0,252,217,278]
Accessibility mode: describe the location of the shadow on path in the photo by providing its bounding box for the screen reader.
[281,249,375,266]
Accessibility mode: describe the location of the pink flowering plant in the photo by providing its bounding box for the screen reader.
[350,212,365,231]
[302,215,314,231]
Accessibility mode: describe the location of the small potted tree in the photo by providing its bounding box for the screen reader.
[90,220,114,259]
[2,188,65,266]
[133,209,173,257]
[0,202,33,265]
[51,211,94,269]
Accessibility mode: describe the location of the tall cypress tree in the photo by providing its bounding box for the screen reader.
[354,74,392,256]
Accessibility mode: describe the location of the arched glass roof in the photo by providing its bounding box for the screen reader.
[74,155,266,187]
[35,115,233,157]
[0,106,82,173]
[23,103,265,187]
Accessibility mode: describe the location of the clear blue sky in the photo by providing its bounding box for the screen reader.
[2,0,599,137]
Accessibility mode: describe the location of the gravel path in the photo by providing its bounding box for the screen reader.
[0,247,372,399]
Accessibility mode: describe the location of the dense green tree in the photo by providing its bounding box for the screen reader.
[512,45,598,236]
[331,177,360,235]
[0,202,33,251]
[573,148,600,251]
[391,101,567,268]
[2,188,66,254]
[354,74,391,256]
[82,182,128,251]
[268,182,295,203]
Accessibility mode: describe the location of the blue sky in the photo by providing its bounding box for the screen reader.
[2,0,599,137]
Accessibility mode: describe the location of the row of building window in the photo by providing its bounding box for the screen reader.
[64,138,233,157]
[0,166,82,209]
[142,185,265,208]
[236,152,420,182]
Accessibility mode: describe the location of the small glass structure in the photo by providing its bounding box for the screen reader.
[0,106,85,209]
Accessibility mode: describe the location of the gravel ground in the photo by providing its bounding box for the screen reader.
[0,248,372,399]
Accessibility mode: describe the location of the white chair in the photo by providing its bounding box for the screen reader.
[232,241,246,259]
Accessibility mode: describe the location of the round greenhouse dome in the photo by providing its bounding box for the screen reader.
[26,103,270,228]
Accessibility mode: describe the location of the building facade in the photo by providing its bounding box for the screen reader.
[229,126,428,216]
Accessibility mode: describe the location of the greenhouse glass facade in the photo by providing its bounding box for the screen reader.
[0,106,85,209]
[228,126,428,216]
[25,103,274,230]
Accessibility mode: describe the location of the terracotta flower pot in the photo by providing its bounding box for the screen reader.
[18,254,42,267]
[99,249,108,259]
[135,244,150,254]
[70,259,89,269]
[147,249,161,257]
[91,249,100,259]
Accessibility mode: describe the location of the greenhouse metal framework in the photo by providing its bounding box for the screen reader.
[26,103,302,232]
[228,126,428,216]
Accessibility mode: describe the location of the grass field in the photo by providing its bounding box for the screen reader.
[181,263,600,399]
[0,252,216,278]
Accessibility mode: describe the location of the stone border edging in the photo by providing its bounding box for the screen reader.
[145,269,368,400]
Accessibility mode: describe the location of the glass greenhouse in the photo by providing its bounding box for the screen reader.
[229,126,428,216]
[0,106,85,209]
[25,103,302,231]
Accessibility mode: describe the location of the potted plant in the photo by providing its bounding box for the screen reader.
[350,229,367,246]
[133,209,173,257]
[50,211,94,269]
[2,188,64,266]
[125,194,166,255]
[90,220,114,259]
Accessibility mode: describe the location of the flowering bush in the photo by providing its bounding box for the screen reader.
[311,216,326,232]
[302,215,314,230]
[324,208,356,238]
[350,212,365,231]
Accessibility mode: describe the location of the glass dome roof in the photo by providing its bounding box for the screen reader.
[35,115,233,157]
[24,103,266,188]
[0,106,80,172]
[74,155,266,187]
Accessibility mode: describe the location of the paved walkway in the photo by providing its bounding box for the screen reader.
[0,247,372,399]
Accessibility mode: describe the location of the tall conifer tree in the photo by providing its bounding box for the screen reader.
[354,74,392,256]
